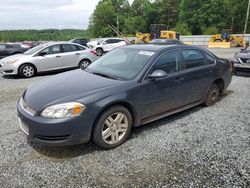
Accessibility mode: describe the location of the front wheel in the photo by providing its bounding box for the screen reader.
[19,64,36,78]
[204,84,219,107]
[92,106,132,149]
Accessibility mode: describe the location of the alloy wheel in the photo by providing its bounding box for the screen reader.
[101,112,128,144]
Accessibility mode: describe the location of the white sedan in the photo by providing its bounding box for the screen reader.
[0,42,97,78]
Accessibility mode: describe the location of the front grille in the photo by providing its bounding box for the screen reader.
[36,135,71,141]
[3,70,14,73]
[20,98,36,116]
[239,58,250,64]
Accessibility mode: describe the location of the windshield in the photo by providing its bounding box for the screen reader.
[24,44,48,55]
[87,48,155,80]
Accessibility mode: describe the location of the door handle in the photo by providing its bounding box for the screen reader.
[75,53,80,55]
[205,69,212,73]
[56,55,61,58]
[175,77,184,83]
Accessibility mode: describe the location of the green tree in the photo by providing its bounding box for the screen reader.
[89,0,117,37]
[156,0,180,30]
[179,0,226,35]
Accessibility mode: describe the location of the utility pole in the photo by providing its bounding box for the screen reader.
[244,0,250,34]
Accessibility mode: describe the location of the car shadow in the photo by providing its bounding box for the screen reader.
[29,90,234,159]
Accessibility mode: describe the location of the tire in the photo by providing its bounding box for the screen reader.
[214,39,222,42]
[19,64,36,78]
[96,48,103,56]
[79,59,91,69]
[230,40,238,48]
[204,83,219,107]
[92,105,132,149]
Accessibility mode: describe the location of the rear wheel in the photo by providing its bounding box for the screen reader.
[204,83,219,107]
[214,39,222,42]
[19,64,36,78]
[92,106,132,149]
[79,59,91,69]
[96,48,103,56]
[230,40,238,48]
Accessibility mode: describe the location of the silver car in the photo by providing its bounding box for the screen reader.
[0,42,97,78]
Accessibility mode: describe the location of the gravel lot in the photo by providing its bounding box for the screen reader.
[0,48,249,187]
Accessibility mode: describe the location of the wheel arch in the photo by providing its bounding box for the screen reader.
[213,78,225,94]
[92,100,137,134]
[18,62,38,74]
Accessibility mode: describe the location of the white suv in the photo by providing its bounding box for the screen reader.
[89,38,127,56]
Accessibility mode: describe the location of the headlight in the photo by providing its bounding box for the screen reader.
[41,102,85,119]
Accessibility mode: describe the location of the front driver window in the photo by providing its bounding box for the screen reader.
[152,50,180,74]
[41,45,61,55]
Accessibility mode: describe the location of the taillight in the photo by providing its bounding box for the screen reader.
[229,59,234,72]
[90,50,96,55]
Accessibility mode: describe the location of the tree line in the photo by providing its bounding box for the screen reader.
[89,0,250,37]
[0,0,249,42]
[0,29,89,42]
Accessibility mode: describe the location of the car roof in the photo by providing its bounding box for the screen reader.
[121,44,186,52]
[46,42,84,46]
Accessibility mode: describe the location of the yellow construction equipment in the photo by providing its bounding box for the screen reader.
[208,29,245,48]
[135,24,180,44]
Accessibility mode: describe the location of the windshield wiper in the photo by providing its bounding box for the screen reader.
[91,71,120,80]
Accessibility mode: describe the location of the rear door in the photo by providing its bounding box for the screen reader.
[102,39,114,52]
[33,44,63,71]
[179,48,215,105]
[61,44,83,68]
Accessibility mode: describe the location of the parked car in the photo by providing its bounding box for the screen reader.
[17,45,233,149]
[0,43,27,59]
[70,38,89,47]
[232,47,250,74]
[89,38,127,56]
[150,39,184,45]
[0,42,97,78]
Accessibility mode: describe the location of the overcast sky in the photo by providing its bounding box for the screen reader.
[0,0,134,30]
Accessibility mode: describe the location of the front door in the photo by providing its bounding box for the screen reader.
[34,44,63,72]
[140,50,186,119]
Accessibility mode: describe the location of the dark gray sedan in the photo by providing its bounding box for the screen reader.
[17,45,233,149]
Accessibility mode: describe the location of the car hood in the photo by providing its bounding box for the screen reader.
[24,69,123,112]
[0,54,31,64]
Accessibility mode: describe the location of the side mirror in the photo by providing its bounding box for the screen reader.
[148,70,168,80]
[39,52,47,56]
[102,42,107,45]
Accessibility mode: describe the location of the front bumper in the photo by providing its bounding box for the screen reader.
[0,63,18,75]
[17,99,94,146]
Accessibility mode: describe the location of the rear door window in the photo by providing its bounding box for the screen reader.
[204,52,216,64]
[63,44,78,53]
[182,49,205,69]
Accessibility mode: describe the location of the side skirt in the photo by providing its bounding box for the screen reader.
[140,101,203,126]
